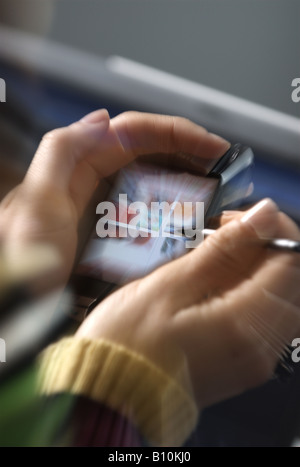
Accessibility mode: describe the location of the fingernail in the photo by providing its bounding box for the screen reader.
[222,210,239,217]
[241,198,279,238]
[80,109,109,124]
[209,132,230,145]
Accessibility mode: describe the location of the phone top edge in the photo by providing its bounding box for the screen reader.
[208,143,247,177]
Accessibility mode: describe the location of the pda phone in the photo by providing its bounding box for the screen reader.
[69,144,254,320]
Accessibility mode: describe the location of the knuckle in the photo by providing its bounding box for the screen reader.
[173,115,192,126]
[41,127,70,150]
[116,110,140,122]
[163,115,190,153]
[227,308,276,389]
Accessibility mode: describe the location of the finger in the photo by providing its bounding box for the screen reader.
[27,111,229,192]
[221,207,300,240]
[111,111,230,174]
[80,112,230,179]
[220,210,243,226]
[24,111,230,213]
[147,198,300,311]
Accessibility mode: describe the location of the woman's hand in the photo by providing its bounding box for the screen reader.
[76,198,300,409]
[0,110,229,284]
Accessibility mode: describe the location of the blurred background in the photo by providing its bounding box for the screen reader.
[1,0,300,116]
[0,0,299,215]
[0,0,300,447]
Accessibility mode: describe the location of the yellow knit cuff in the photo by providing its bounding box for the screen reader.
[38,337,198,446]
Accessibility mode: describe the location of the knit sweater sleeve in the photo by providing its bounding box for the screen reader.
[38,337,198,447]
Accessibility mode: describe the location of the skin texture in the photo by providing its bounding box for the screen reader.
[1,110,300,409]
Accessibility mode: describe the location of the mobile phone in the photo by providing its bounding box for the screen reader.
[69,144,254,320]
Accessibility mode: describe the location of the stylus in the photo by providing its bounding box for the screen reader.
[201,228,300,253]
[173,227,300,252]
[99,220,300,252]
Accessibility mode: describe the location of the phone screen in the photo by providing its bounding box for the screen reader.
[75,162,219,285]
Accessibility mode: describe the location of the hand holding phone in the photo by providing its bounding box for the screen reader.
[71,143,254,318]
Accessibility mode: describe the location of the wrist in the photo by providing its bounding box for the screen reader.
[38,337,198,446]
